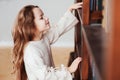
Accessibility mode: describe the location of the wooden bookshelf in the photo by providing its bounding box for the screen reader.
[69,0,120,80]
[71,0,103,80]
[82,0,103,25]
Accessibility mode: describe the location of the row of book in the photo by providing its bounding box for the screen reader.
[90,0,103,11]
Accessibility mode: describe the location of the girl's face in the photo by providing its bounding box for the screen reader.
[33,8,50,33]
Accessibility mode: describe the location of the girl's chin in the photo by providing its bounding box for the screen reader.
[43,27,50,34]
[43,30,48,34]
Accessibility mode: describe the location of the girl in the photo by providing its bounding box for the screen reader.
[12,2,82,80]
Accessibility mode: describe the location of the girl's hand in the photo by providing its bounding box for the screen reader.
[68,2,83,12]
[68,57,82,73]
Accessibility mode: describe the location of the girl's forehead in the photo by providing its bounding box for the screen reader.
[33,8,44,16]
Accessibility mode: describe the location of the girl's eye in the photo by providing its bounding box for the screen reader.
[40,17,43,19]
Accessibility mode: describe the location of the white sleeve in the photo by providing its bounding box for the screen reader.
[46,10,79,44]
[45,65,72,80]
[24,45,72,80]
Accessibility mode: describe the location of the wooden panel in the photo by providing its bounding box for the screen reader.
[81,38,90,80]
[105,0,120,80]
[82,0,90,25]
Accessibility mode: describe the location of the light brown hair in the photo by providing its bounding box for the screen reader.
[12,5,39,80]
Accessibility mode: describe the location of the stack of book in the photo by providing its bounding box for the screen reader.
[90,0,103,11]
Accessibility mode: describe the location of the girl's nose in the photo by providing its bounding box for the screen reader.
[44,16,49,21]
[44,16,49,24]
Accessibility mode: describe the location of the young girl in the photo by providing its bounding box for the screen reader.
[12,2,82,80]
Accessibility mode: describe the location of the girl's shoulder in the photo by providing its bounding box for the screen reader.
[23,42,40,59]
[24,40,43,48]
[23,40,44,53]
[23,42,34,53]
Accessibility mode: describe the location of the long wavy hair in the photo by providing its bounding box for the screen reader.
[12,5,39,80]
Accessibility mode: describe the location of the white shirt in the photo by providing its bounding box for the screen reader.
[24,11,79,80]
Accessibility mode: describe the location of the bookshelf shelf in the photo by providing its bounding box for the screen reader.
[82,0,103,25]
